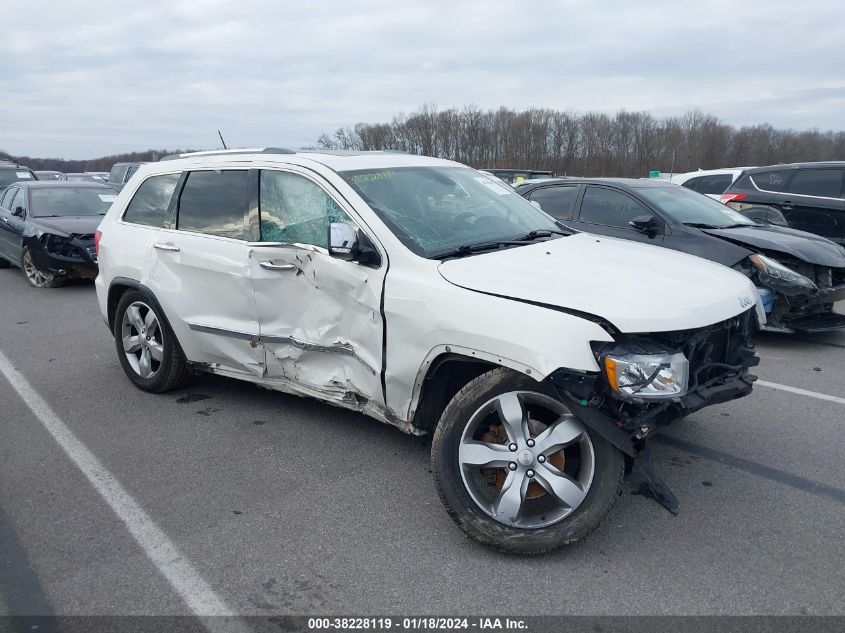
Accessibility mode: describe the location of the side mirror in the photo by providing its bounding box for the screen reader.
[12,206,24,218]
[629,214,659,236]
[529,200,543,211]
[328,222,379,265]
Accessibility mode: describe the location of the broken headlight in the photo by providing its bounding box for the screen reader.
[603,351,688,400]
[749,254,817,296]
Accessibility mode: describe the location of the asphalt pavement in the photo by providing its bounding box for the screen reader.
[0,269,843,617]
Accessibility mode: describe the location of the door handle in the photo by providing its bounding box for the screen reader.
[153,242,180,252]
[780,201,794,210]
[260,261,296,271]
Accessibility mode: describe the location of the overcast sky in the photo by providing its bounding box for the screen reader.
[2,0,844,159]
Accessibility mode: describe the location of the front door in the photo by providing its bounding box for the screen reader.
[571,185,665,246]
[0,187,26,261]
[248,167,386,407]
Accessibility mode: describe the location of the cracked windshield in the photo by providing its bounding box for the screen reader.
[340,166,560,257]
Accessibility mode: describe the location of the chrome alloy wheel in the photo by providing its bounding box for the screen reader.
[120,301,164,379]
[458,391,595,528]
[22,250,53,288]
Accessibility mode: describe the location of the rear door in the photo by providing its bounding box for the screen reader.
[248,166,386,407]
[780,167,845,243]
[153,168,262,374]
[571,185,665,246]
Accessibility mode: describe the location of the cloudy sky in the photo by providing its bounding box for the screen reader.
[2,0,844,159]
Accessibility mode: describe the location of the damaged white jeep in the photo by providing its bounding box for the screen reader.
[95,149,763,554]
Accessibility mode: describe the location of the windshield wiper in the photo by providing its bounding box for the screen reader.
[683,222,722,229]
[431,241,517,260]
[432,231,566,260]
[515,229,568,241]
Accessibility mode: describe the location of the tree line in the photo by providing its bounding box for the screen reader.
[317,105,845,177]
[0,149,190,173]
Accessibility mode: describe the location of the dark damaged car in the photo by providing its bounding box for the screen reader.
[518,178,845,333]
[0,181,116,288]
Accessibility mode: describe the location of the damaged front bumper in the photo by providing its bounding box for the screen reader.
[761,283,845,333]
[546,308,760,511]
[28,234,98,280]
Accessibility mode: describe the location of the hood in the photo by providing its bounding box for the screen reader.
[702,225,845,268]
[438,233,759,334]
[31,215,102,237]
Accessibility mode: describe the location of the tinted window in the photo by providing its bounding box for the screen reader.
[579,187,652,228]
[177,170,248,239]
[695,174,733,194]
[30,187,116,217]
[109,165,128,184]
[750,171,788,192]
[259,171,351,248]
[681,177,703,192]
[528,185,579,220]
[123,173,180,227]
[786,169,843,198]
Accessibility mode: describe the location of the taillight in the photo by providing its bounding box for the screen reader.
[94,229,102,257]
[720,193,746,205]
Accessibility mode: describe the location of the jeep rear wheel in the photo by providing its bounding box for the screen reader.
[431,367,623,554]
[114,290,191,393]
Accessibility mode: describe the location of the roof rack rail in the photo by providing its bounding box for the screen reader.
[160,147,296,161]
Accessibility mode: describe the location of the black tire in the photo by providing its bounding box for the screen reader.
[113,290,192,393]
[21,246,62,288]
[431,367,624,555]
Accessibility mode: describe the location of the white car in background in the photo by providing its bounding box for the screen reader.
[94,148,762,554]
[670,168,753,199]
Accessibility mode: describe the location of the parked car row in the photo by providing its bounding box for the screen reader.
[1,148,841,555]
[515,177,845,333]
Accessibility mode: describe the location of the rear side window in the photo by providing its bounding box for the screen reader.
[785,169,844,198]
[527,185,579,220]
[123,173,180,227]
[691,174,733,195]
[579,187,651,229]
[259,170,351,248]
[750,171,788,192]
[177,170,248,240]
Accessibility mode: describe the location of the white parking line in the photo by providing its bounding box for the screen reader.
[757,379,845,406]
[0,350,246,626]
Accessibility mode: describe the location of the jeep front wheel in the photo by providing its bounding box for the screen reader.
[431,367,624,554]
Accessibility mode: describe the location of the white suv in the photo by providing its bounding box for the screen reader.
[95,149,763,553]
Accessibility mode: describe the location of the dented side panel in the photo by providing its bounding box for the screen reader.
[249,243,386,408]
[145,228,264,375]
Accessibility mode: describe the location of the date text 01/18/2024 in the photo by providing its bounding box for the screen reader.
[307,617,528,631]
